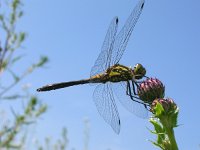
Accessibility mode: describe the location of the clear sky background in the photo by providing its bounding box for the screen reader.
[4,0,200,149]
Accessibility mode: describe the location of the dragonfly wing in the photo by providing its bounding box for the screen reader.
[90,17,118,77]
[112,81,148,118]
[111,0,145,65]
[93,83,120,134]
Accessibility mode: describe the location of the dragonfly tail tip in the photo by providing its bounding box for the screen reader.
[36,88,42,92]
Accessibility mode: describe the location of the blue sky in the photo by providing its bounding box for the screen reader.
[4,0,200,149]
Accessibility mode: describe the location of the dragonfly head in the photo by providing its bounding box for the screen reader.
[132,63,146,80]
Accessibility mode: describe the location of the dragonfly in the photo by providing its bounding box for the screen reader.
[37,0,147,134]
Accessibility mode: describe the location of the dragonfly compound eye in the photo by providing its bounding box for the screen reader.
[133,63,146,79]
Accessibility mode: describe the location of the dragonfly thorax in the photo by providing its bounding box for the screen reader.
[105,64,133,82]
[90,63,146,83]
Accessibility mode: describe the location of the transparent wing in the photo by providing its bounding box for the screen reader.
[90,17,118,77]
[111,81,148,118]
[93,83,120,134]
[111,0,145,65]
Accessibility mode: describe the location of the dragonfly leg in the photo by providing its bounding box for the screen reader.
[126,81,134,96]
[126,81,152,110]
[126,81,148,106]
[126,81,134,97]
[126,81,130,95]
[131,80,138,95]
[145,104,152,112]
[127,81,140,100]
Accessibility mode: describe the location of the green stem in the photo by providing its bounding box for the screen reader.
[165,127,178,150]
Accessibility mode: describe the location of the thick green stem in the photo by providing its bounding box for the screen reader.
[165,127,178,150]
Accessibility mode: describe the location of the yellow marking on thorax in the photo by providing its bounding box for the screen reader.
[109,71,120,76]
[90,64,134,83]
[108,65,133,82]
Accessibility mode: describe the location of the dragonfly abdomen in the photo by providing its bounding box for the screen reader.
[37,79,92,92]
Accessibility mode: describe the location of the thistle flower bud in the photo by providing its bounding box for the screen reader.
[151,98,177,115]
[137,78,165,104]
[150,98,178,130]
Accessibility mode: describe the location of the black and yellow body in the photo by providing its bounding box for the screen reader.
[37,0,146,134]
[101,64,133,83]
[37,63,145,92]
